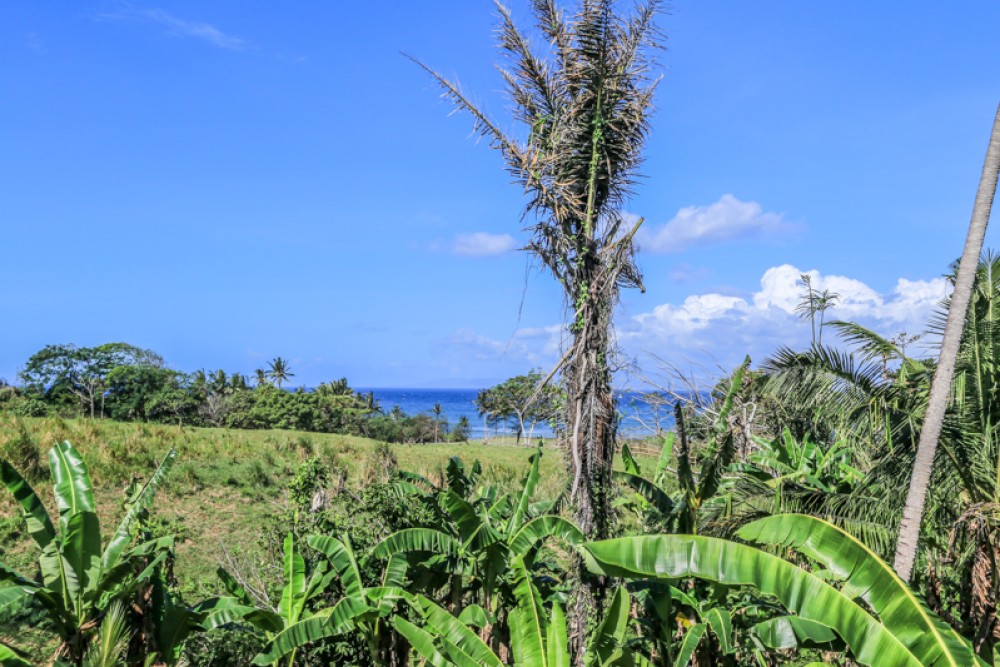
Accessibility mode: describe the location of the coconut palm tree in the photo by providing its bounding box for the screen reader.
[895,102,1000,582]
[761,254,1000,657]
[267,357,294,389]
[433,402,443,442]
[412,3,662,654]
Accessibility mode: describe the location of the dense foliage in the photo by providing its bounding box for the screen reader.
[1,346,467,445]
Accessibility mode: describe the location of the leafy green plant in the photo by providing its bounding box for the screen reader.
[371,446,583,636]
[585,513,985,667]
[395,555,632,667]
[0,441,177,665]
[615,358,750,535]
[207,530,411,666]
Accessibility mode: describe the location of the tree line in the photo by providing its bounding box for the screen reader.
[0,344,475,444]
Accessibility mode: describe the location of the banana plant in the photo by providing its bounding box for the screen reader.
[371,446,583,620]
[584,513,986,667]
[207,532,353,666]
[393,556,633,667]
[207,531,412,666]
[739,428,864,494]
[616,358,750,536]
[0,441,177,665]
[626,577,829,667]
[626,580,737,667]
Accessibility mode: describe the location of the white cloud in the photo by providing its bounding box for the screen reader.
[642,194,796,253]
[623,264,951,365]
[102,8,248,51]
[443,325,564,366]
[451,232,519,257]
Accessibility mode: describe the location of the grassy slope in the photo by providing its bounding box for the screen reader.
[0,415,657,594]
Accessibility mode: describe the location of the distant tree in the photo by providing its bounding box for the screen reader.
[192,369,209,397]
[104,365,179,421]
[432,402,443,442]
[230,372,248,391]
[476,371,561,444]
[266,357,294,388]
[253,368,270,388]
[359,390,380,413]
[315,377,352,396]
[19,342,163,418]
[209,369,229,395]
[796,273,840,346]
[452,415,471,442]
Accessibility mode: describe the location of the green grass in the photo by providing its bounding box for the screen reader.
[0,414,664,662]
[0,415,660,598]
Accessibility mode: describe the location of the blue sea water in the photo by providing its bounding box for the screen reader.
[356,387,678,439]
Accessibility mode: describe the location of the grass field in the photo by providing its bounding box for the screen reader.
[0,415,659,597]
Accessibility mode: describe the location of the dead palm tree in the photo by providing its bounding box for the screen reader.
[412,1,662,657]
[895,102,1000,582]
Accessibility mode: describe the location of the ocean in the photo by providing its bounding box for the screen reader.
[356,387,681,439]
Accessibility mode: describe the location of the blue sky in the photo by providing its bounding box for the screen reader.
[2,1,999,389]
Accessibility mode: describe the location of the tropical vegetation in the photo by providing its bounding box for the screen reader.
[1,1,999,665]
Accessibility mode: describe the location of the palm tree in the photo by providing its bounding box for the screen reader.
[895,102,1000,582]
[432,402,443,442]
[795,273,840,346]
[253,368,270,388]
[413,3,662,653]
[266,357,294,389]
[761,256,1000,656]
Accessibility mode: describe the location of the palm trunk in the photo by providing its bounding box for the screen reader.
[566,294,617,663]
[894,101,1000,581]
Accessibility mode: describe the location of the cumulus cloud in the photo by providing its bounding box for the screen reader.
[438,265,950,380]
[101,8,248,51]
[451,232,519,257]
[622,264,951,364]
[642,195,796,253]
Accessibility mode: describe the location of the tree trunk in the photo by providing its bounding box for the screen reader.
[566,295,617,663]
[894,101,1000,581]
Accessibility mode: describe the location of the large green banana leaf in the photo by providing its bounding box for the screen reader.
[508,446,542,534]
[546,602,570,667]
[416,595,503,667]
[584,533,922,667]
[278,533,307,626]
[251,597,370,666]
[508,516,584,556]
[751,616,839,650]
[0,460,55,549]
[307,534,363,599]
[736,514,982,667]
[587,584,630,666]
[370,528,462,561]
[612,471,674,515]
[102,448,177,571]
[0,641,32,667]
[62,510,101,614]
[49,441,96,521]
[393,616,451,667]
[510,557,547,667]
[673,623,707,667]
